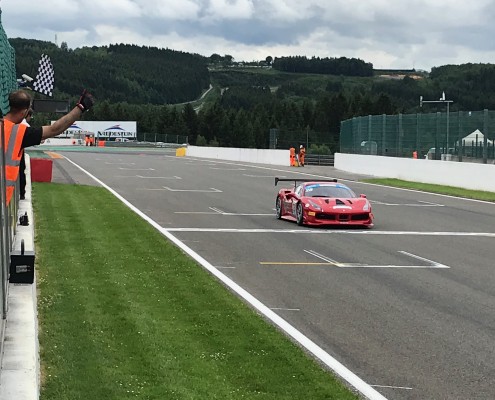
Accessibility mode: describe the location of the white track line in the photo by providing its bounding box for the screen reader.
[116,175,182,179]
[136,175,182,179]
[118,167,155,171]
[304,249,450,269]
[371,384,413,390]
[399,251,449,268]
[371,200,444,207]
[304,249,344,266]
[63,155,389,400]
[161,187,222,192]
[164,228,495,237]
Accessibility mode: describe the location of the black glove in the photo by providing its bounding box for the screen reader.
[76,89,94,112]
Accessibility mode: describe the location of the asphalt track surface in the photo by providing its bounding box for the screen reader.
[45,148,495,400]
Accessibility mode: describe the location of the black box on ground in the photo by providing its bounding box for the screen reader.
[10,251,35,284]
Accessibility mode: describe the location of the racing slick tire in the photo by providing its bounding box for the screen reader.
[296,202,304,226]
[275,197,283,219]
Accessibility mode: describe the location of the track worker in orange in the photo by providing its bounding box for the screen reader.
[298,144,306,167]
[2,89,94,205]
[290,146,297,166]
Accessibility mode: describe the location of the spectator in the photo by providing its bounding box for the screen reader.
[3,89,94,205]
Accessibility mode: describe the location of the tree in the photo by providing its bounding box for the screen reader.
[265,56,273,65]
[210,53,222,63]
[232,109,254,148]
[373,93,396,115]
[313,95,332,134]
[328,92,349,135]
[196,135,207,146]
[181,103,199,144]
[223,54,234,66]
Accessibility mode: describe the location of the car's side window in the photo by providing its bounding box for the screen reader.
[295,185,303,197]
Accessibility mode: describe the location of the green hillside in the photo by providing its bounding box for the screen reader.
[10,38,210,105]
[9,38,495,152]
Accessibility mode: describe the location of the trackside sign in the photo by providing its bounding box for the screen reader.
[54,121,137,139]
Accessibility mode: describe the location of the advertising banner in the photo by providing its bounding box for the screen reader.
[54,121,137,139]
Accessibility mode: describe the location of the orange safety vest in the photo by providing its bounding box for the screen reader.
[3,119,27,205]
[289,147,296,166]
[299,147,306,163]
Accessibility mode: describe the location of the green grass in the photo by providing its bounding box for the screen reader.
[34,183,358,400]
[362,178,495,202]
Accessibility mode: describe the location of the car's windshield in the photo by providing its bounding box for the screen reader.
[304,184,356,198]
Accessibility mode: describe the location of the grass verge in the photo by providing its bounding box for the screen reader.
[361,178,495,202]
[34,183,358,400]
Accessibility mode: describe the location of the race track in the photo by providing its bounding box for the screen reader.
[51,149,495,400]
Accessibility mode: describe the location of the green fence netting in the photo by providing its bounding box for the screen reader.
[0,10,16,115]
[0,8,18,319]
[340,110,495,161]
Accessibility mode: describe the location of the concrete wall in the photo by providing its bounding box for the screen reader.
[182,145,495,192]
[335,153,495,192]
[39,138,83,146]
[186,146,289,166]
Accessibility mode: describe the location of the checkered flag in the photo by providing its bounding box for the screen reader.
[32,54,55,97]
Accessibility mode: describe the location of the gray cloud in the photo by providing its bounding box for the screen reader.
[2,0,495,70]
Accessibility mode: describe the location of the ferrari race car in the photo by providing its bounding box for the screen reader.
[275,178,373,227]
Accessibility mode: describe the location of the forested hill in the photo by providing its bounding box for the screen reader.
[9,38,495,153]
[272,56,373,77]
[10,38,210,105]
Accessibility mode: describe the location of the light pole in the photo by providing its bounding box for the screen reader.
[306,126,309,150]
[420,92,453,156]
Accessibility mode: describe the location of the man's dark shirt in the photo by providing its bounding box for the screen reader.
[22,126,43,149]
[18,126,42,199]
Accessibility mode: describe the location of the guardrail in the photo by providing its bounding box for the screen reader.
[304,154,334,166]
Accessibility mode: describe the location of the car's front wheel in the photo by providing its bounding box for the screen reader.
[296,202,304,226]
[275,197,283,219]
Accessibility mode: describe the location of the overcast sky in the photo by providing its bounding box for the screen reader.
[2,0,495,71]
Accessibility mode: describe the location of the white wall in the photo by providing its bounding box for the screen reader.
[335,153,495,192]
[38,138,83,146]
[186,146,289,166]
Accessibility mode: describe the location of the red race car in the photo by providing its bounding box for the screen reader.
[275,178,373,227]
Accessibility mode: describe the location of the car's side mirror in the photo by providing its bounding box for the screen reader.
[359,194,367,198]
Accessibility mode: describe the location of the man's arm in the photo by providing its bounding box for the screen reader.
[41,107,83,139]
[41,89,95,140]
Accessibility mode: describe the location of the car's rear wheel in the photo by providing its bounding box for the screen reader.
[296,202,304,226]
[275,197,282,219]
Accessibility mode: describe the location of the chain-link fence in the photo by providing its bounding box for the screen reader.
[340,110,495,162]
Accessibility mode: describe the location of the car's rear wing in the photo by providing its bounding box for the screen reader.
[274,177,338,187]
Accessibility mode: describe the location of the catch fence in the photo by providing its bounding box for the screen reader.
[0,14,20,337]
[340,110,495,162]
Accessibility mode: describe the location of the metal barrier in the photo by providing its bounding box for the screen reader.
[304,154,335,166]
